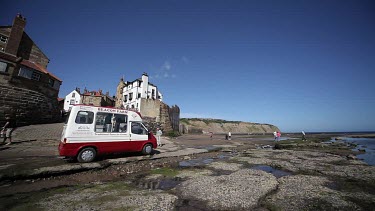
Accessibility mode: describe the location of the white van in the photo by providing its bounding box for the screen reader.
[59,105,157,162]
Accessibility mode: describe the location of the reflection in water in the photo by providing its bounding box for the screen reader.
[251,165,292,178]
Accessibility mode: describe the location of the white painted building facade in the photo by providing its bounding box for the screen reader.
[64,89,81,112]
[122,73,163,110]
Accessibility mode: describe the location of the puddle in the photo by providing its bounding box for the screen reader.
[203,146,222,152]
[217,154,233,159]
[179,158,214,167]
[135,178,182,190]
[251,165,292,178]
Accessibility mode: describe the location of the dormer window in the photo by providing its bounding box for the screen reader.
[0,35,8,43]
[31,71,41,81]
[48,78,55,87]
[0,61,7,72]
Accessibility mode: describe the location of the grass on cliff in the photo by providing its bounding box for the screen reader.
[180,118,241,125]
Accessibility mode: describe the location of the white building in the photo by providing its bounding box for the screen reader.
[122,73,163,110]
[64,89,81,112]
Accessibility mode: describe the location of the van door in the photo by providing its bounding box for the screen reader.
[130,122,149,142]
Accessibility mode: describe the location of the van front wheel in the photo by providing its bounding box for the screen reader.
[142,144,153,155]
[77,147,96,163]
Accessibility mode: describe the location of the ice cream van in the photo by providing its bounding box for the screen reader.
[59,105,157,162]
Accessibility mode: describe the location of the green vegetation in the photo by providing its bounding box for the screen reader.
[179,118,191,125]
[150,167,180,177]
[180,118,241,124]
[93,181,132,193]
[166,131,180,137]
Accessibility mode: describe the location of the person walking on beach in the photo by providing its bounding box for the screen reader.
[156,128,163,146]
[302,131,306,141]
[2,116,16,145]
[273,131,277,141]
[276,131,281,142]
[228,131,232,140]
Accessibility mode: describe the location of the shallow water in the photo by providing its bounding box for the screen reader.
[344,138,375,166]
[179,158,215,167]
[251,165,292,178]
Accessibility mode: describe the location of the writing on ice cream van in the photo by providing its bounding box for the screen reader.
[59,105,157,162]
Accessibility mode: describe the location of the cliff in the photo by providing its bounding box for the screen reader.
[180,118,279,134]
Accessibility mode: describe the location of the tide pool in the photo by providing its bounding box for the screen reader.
[341,137,375,165]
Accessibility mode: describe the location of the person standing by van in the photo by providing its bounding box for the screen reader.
[273,131,277,141]
[276,131,281,142]
[156,128,163,146]
[228,131,232,140]
[2,116,16,145]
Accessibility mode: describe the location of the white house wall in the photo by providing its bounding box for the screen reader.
[122,74,163,111]
[64,90,81,112]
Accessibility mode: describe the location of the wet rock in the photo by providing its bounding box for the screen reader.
[358,149,366,152]
[176,169,213,179]
[179,169,278,210]
[183,156,191,160]
[346,154,357,160]
[208,161,243,171]
[38,183,178,211]
[32,163,103,176]
[265,175,360,210]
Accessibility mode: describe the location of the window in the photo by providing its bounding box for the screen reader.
[138,81,142,87]
[48,78,55,87]
[124,95,128,102]
[131,122,148,135]
[31,71,41,81]
[70,99,75,105]
[89,98,93,104]
[75,111,94,124]
[19,67,33,78]
[95,112,128,133]
[129,93,133,101]
[137,93,141,99]
[0,35,8,43]
[0,61,7,72]
[72,93,75,98]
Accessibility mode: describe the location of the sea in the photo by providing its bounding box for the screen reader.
[337,137,375,166]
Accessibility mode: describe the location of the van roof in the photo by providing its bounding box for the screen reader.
[71,104,143,118]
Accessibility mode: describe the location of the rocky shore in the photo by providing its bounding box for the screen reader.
[1,124,374,210]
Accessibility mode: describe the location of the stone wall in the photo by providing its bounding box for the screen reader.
[18,33,49,68]
[139,98,180,133]
[0,84,61,126]
[81,95,102,106]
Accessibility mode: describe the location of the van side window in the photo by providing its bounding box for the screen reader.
[95,112,128,133]
[131,122,148,135]
[75,111,94,124]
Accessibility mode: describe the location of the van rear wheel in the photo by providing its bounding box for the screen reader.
[77,147,96,163]
[142,144,153,155]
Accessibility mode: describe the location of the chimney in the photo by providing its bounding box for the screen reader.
[5,14,27,56]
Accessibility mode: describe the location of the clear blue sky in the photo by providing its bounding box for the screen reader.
[2,0,375,132]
